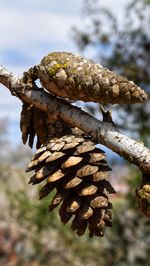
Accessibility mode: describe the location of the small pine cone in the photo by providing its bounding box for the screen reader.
[135,183,150,219]
[20,104,73,149]
[34,52,147,104]
[20,103,36,148]
[20,103,50,148]
[27,134,115,237]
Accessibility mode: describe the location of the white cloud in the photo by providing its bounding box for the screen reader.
[0,0,82,128]
[0,0,82,15]
[0,0,130,143]
[0,4,81,58]
[0,0,130,67]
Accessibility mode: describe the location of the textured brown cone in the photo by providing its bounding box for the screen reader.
[27,132,115,237]
[20,103,73,150]
[20,103,48,149]
[135,183,150,219]
[22,52,147,104]
[20,103,35,147]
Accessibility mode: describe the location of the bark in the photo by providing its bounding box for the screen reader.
[0,65,150,176]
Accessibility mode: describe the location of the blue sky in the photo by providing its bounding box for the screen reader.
[0,0,128,145]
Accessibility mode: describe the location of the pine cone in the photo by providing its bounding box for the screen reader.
[33,52,147,104]
[20,103,35,147]
[20,103,48,148]
[20,103,72,148]
[136,183,150,219]
[26,133,115,237]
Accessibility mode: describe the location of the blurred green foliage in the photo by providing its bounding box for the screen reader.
[73,0,150,145]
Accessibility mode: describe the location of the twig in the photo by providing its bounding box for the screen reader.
[0,65,150,175]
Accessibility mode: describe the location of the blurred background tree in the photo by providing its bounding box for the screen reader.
[0,0,150,265]
[73,0,150,145]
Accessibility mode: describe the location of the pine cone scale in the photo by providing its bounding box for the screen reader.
[62,175,82,189]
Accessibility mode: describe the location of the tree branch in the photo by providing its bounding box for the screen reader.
[0,65,150,175]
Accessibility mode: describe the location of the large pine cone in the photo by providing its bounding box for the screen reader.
[27,134,115,237]
[23,52,147,104]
